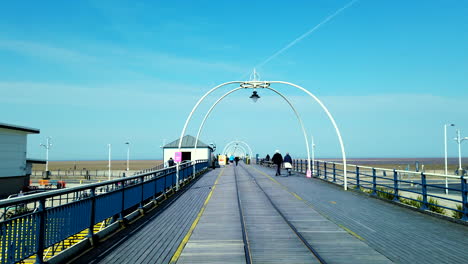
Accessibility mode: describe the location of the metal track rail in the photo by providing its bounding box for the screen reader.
[238,164,327,264]
[233,166,253,264]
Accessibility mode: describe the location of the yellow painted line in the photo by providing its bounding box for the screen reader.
[169,168,224,263]
[251,166,366,242]
[338,224,365,241]
[292,192,303,201]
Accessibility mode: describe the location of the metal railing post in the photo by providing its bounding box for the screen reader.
[193,161,196,179]
[372,168,377,196]
[356,166,360,189]
[324,162,327,180]
[87,187,96,240]
[421,172,428,210]
[333,163,336,182]
[393,169,399,201]
[139,176,144,209]
[152,175,157,201]
[461,176,468,221]
[316,161,320,177]
[35,199,46,264]
[119,180,125,220]
[300,160,303,173]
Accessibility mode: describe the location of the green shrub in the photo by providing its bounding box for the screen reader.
[376,187,395,200]
[359,187,373,194]
[427,197,445,214]
[401,196,422,208]
[452,204,463,219]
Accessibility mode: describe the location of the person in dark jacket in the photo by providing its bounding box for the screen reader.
[283,153,292,176]
[234,156,240,166]
[265,154,270,161]
[167,157,175,167]
[271,150,283,176]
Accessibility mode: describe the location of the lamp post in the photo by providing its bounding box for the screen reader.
[108,144,111,181]
[125,142,130,171]
[444,124,455,194]
[40,137,52,176]
[311,135,316,175]
[454,129,468,173]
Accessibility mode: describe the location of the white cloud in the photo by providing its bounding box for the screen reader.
[0,39,96,63]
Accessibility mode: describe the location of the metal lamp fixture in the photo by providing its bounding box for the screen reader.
[250,90,260,102]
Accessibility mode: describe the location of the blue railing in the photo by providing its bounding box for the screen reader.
[0,160,208,264]
[260,159,467,222]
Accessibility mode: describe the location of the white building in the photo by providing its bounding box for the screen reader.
[162,135,215,164]
[0,123,44,198]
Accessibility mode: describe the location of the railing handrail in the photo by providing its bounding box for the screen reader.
[313,159,463,179]
[260,158,467,222]
[0,160,205,208]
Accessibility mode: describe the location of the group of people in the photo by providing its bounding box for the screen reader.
[268,150,293,176]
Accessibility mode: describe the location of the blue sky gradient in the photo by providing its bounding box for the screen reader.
[1,0,467,160]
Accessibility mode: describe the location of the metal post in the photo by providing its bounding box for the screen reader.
[444,124,455,194]
[175,164,180,191]
[393,169,399,201]
[455,129,468,172]
[193,160,196,179]
[40,137,52,176]
[119,180,125,220]
[461,176,468,221]
[421,172,428,210]
[324,162,327,180]
[87,187,96,240]
[108,144,111,181]
[35,199,46,264]
[311,135,315,175]
[126,142,130,171]
[317,161,321,177]
[372,168,377,195]
[356,166,360,189]
[333,163,336,182]
[140,176,144,209]
[45,138,49,172]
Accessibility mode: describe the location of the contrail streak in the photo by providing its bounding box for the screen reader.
[255,0,358,70]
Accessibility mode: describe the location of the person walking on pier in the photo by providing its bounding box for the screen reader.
[283,152,292,176]
[235,156,240,166]
[272,150,283,176]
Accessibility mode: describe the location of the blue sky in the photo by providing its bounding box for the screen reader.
[1,0,467,160]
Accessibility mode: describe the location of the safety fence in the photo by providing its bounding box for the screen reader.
[261,159,468,222]
[31,163,165,179]
[0,160,208,264]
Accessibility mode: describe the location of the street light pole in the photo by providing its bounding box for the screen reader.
[454,129,468,173]
[311,135,316,175]
[125,142,130,171]
[40,137,52,173]
[444,123,455,194]
[108,144,111,181]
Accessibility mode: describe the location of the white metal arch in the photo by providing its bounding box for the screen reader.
[269,81,347,189]
[177,80,347,190]
[193,86,311,175]
[221,140,253,158]
[225,144,247,157]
